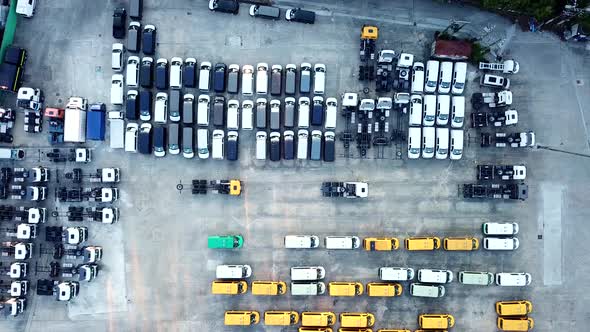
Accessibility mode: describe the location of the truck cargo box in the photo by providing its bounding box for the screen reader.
[0,63,22,92]
[64,109,86,143]
[4,46,27,67]
[86,111,105,141]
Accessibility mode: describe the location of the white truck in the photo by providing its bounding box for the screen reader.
[31,166,50,182]
[477,165,527,181]
[62,227,88,245]
[87,207,119,224]
[109,111,125,149]
[1,298,26,316]
[14,207,47,223]
[61,263,99,282]
[1,280,29,297]
[342,92,358,110]
[4,224,37,240]
[6,185,47,201]
[64,97,88,143]
[1,242,33,260]
[88,187,119,203]
[16,0,36,18]
[479,60,520,74]
[16,87,43,111]
[0,148,25,160]
[0,262,27,279]
[88,168,121,183]
[471,109,518,127]
[471,91,512,109]
[321,181,369,198]
[55,281,80,301]
[481,131,536,148]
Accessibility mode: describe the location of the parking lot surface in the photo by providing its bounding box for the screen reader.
[2,0,590,331]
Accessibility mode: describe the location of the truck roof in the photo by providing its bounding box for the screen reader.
[431,40,472,60]
[86,110,105,140]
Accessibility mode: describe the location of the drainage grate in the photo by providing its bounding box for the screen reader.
[226,35,242,47]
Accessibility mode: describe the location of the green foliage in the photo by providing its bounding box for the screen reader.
[575,13,590,32]
[470,42,489,64]
[481,0,559,21]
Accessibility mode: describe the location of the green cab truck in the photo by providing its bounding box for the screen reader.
[208,235,244,249]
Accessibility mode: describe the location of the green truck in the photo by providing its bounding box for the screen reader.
[208,235,244,249]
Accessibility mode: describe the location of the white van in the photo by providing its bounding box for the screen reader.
[198,61,211,92]
[482,222,519,236]
[410,283,445,298]
[298,97,310,128]
[126,56,139,87]
[451,96,465,128]
[256,63,268,95]
[423,94,436,126]
[197,128,209,159]
[256,131,267,160]
[154,92,168,124]
[297,129,308,160]
[324,236,360,249]
[411,62,425,93]
[211,129,224,160]
[242,65,254,96]
[170,57,183,89]
[379,267,415,281]
[241,100,254,130]
[284,235,320,249]
[216,265,252,279]
[425,60,439,93]
[227,99,240,130]
[417,269,453,284]
[458,271,494,286]
[438,61,453,94]
[313,64,326,95]
[407,127,421,159]
[449,129,463,160]
[483,237,519,250]
[422,126,435,159]
[112,43,124,72]
[111,74,124,105]
[436,94,450,126]
[124,123,139,152]
[290,266,325,281]
[197,94,210,126]
[409,95,422,126]
[435,127,449,160]
[495,273,532,286]
[452,62,467,94]
[324,97,337,130]
[291,282,326,295]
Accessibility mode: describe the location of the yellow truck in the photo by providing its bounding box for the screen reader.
[251,281,287,295]
[224,311,260,326]
[340,313,375,328]
[329,282,364,296]
[211,280,247,295]
[363,237,399,251]
[405,237,441,250]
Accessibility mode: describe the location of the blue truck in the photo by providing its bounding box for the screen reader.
[86,103,106,141]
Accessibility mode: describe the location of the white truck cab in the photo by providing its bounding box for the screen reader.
[216,265,252,279]
[16,0,36,18]
[324,236,360,249]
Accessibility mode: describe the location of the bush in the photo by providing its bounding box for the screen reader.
[481,0,559,21]
[575,13,590,32]
[470,42,489,64]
